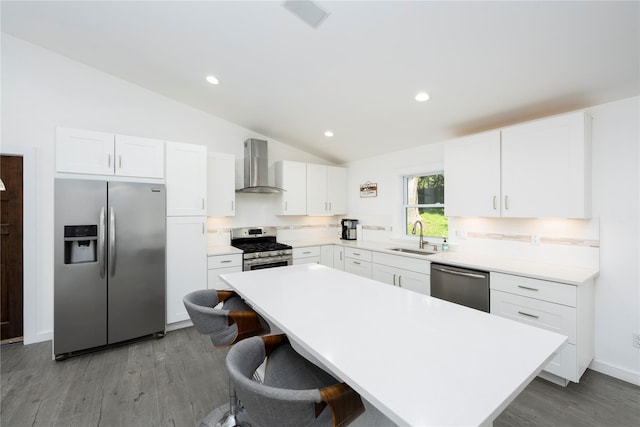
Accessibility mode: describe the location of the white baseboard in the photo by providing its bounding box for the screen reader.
[589,359,640,386]
[166,319,193,332]
[23,329,53,345]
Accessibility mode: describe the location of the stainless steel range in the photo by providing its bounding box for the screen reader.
[231,227,293,271]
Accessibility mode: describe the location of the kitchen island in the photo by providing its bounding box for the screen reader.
[221,264,567,427]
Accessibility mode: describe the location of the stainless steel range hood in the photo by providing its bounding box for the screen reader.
[236,139,285,194]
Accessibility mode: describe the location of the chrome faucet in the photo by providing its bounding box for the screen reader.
[411,220,426,249]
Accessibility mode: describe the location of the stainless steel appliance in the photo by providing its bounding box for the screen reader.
[341,218,358,240]
[54,179,166,359]
[231,227,292,270]
[235,139,285,194]
[430,263,489,312]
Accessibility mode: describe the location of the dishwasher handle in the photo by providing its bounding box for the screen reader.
[431,265,487,279]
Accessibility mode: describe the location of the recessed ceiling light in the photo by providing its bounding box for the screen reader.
[415,92,430,102]
[324,130,334,137]
[206,75,219,85]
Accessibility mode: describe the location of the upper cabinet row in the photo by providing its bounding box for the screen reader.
[276,161,347,216]
[444,111,591,218]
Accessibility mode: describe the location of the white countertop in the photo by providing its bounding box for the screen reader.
[280,238,598,284]
[207,244,243,256]
[221,264,567,427]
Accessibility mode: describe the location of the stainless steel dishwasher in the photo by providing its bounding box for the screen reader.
[430,263,490,312]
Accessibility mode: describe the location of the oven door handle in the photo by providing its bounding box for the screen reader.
[432,266,487,279]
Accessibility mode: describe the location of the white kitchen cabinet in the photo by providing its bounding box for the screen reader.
[490,272,594,385]
[372,252,430,295]
[344,248,372,278]
[444,130,501,217]
[166,216,207,324]
[306,164,347,216]
[444,111,591,218]
[56,127,164,178]
[332,245,345,271]
[207,253,243,290]
[501,112,591,218]
[165,141,207,216]
[275,160,307,215]
[207,152,236,216]
[320,245,334,268]
[293,246,321,265]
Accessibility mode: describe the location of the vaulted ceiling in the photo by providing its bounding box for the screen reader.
[2,1,638,163]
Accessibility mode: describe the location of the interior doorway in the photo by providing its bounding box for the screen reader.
[1,155,24,343]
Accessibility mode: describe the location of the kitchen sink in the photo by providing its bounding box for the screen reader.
[388,247,434,256]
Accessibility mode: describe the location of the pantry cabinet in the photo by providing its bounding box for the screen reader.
[444,111,591,218]
[207,152,236,216]
[275,160,307,215]
[306,164,347,216]
[56,127,164,178]
[165,141,207,216]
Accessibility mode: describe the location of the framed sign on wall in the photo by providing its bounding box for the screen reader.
[360,181,377,198]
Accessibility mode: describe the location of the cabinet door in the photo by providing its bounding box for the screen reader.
[333,246,345,271]
[56,127,114,175]
[276,161,307,215]
[327,166,347,214]
[166,141,207,216]
[372,263,396,286]
[444,130,501,217]
[306,163,329,215]
[208,266,242,291]
[114,135,164,178]
[396,270,430,295]
[166,216,207,324]
[320,245,334,268]
[345,259,372,278]
[207,152,235,216]
[501,112,590,218]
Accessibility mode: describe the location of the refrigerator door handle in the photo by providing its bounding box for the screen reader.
[98,207,106,278]
[109,207,116,277]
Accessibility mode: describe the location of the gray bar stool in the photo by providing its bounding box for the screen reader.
[184,289,270,427]
[226,334,364,427]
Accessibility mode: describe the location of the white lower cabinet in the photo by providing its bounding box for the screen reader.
[166,216,207,324]
[490,272,594,385]
[293,246,321,265]
[372,252,430,295]
[344,248,372,278]
[320,245,334,268]
[207,253,243,290]
[332,246,345,271]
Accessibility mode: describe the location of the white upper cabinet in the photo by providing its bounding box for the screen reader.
[207,152,235,217]
[501,112,591,218]
[275,160,307,215]
[445,130,501,217]
[56,127,115,175]
[306,164,347,216]
[165,141,207,216]
[56,127,164,178]
[114,134,164,178]
[444,111,591,219]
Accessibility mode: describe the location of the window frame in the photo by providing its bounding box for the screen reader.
[403,172,446,240]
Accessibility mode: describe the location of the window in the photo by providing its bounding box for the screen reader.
[404,173,447,238]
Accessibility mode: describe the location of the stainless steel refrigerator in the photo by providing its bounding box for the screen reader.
[54,179,166,358]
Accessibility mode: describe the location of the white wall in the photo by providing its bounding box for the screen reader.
[0,35,333,343]
[346,97,640,384]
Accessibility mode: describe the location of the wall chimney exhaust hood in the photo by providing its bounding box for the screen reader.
[236,139,285,194]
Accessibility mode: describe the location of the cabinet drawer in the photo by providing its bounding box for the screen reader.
[491,290,576,344]
[293,246,321,258]
[491,272,576,307]
[207,254,242,269]
[345,258,372,279]
[372,252,429,274]
[345,248,372,262]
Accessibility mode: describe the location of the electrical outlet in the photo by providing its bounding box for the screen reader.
[531,234,541,245]
[633,333,640,349]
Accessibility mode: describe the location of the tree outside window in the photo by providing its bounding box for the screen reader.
[404,174,447,238]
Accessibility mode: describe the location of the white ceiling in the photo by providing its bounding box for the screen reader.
[2,1,638,164]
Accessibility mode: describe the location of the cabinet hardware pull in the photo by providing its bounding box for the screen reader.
[231,201,234,211]
[285,201,288,211]
[220,260,232,264]
[329,202,332,211]
[518,311,539,319]
[353,261,361,265]
[303,251,311,254]
[517,285,539,292]
[353,252,361,256]
[392,273,396,286]
[202,223,205,234]
[118,155,122,169]
[398,276,402,287]
[108,154,112,168]
[340,252,342,261]
[493,196,497,210]
[505,195,510,210]
[202,198,205,209]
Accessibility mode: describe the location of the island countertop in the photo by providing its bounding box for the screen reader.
[221,264,567,427]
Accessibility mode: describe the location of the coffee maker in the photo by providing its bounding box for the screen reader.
[341,219,359,240]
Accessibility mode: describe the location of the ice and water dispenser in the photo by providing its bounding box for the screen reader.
[64,225,98,264]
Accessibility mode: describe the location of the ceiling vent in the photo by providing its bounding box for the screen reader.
[283,0,330,29]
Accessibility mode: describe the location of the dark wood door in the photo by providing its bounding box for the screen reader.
[1,155,24,341]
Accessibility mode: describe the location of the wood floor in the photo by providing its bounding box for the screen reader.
[1,327,638,427]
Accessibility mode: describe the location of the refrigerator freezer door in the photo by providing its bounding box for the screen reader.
[54,179,108,355]
[107,182,166,344]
